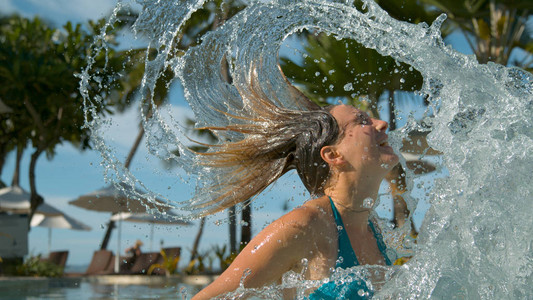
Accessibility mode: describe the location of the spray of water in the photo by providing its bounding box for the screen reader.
[80,0,533,298]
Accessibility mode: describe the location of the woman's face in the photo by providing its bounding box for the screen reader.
[329,105,399,176]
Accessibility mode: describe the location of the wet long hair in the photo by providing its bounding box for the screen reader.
[190,71,340,216]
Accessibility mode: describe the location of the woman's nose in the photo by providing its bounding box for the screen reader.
[374,119,389,132]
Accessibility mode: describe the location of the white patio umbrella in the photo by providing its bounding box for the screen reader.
[110,210,192,251]
[0,186,65,216]
[0,186,32,213]
[69,183,173,272]
[69,183,172,213]
[31,203,91,255]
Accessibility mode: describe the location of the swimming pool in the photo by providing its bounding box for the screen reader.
[0,275,214,299]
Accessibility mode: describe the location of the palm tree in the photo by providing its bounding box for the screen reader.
[419,0,533,70]
[0,15,140,219]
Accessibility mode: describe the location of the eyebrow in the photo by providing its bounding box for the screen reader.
[353,111,370,122]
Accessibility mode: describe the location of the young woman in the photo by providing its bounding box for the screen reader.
[191,101,399,299]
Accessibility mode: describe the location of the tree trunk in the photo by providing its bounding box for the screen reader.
[100,220,116,250]
[388,89,396,131]
[240,200,252,247]
[0,146,7,187]
[124,124,145,169]
[190,217,206,262]
[368,91,380,119]
[11,145,24,187]
[28,148,44,224]
[229,206,237,253]
[23,95,46,222]
[386,165,409,227]
[385,89,411,229]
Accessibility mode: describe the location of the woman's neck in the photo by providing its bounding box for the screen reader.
[324,171,382,230]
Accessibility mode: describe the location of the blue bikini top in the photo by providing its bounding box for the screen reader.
[307,197,391,299]
[330,197,392,268]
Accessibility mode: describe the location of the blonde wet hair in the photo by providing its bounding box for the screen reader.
[189,73,340,216]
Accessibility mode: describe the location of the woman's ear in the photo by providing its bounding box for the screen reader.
[320,146,344,166]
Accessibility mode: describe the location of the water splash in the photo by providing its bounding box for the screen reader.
[81,0,533,298]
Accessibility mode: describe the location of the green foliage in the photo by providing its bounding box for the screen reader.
[184,249,211,275]
[280,0,532,122]
[212,243,245,272]
[417,0,533,67]
[0,15,127,154]
[183,243,244,275]
[279,0,440,118]
[213,244,231,271]
[0,13,147,212]
[281,33,423,114]
[174,0,247,52]
[15,255,64,277]
[372,0,450,28]
[148,249,180,276]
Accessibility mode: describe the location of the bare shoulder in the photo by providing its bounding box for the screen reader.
[253,196,333,251]
[191,197,334,299]
[271,196,331,234]
[237,196,332,258]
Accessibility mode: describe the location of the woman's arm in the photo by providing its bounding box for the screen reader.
[192,207,318,299]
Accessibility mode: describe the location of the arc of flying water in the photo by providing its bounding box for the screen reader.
[77,0,204,218]
[81,0,533,297]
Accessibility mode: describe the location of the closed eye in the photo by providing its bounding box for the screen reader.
[353,112,371,125]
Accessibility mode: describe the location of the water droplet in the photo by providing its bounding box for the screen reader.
[343,83,353,91]
[362,197,374,208]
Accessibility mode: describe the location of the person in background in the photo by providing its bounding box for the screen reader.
[124,240,143,269]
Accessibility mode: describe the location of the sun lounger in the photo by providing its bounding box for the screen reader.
[41,250,69,268]
[85,250,114,275]
[118,255,135,272]
[124,252,161,274]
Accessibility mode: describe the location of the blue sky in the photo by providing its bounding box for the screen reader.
[0,0,471,269]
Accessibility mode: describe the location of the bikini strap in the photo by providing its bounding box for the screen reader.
[329,197,392,266]
[368,219,392,265]
[328,197,359,268]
